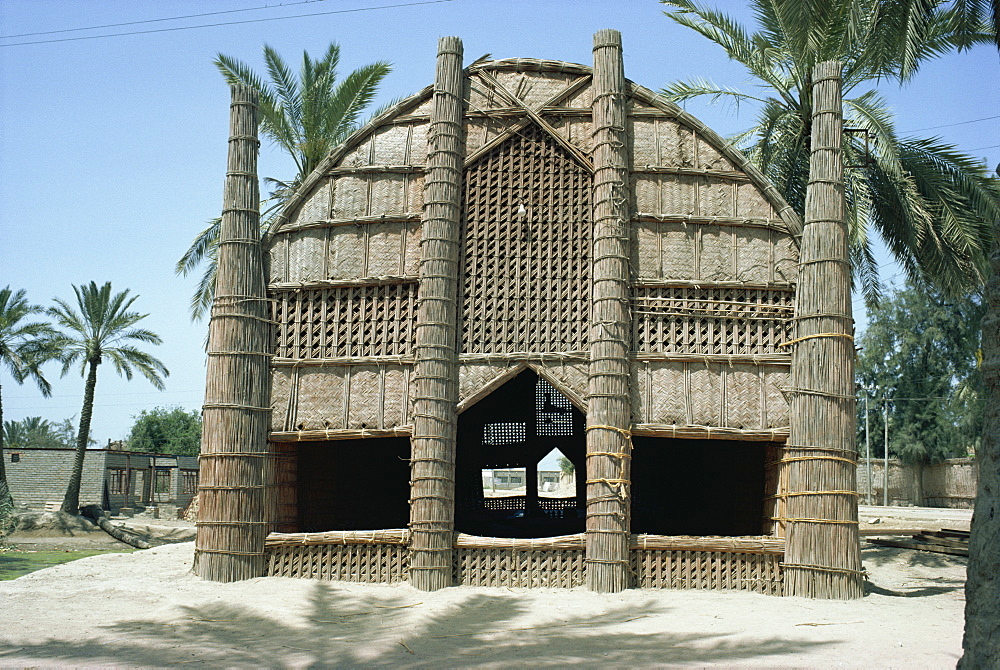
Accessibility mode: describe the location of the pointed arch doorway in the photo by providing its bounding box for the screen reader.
[455,368,586,538]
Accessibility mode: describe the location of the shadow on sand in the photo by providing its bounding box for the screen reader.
[1,580,837,667]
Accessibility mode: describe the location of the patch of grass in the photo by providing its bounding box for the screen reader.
[0,547,135,580]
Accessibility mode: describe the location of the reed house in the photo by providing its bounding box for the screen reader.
[196,32,862,599]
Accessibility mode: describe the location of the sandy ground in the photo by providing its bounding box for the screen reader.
[0,508,972,669]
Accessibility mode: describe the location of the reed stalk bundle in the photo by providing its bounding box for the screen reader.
[407,36,465,591]
[586,29,632,593]
[195,84,271,582]
[783,61,863,599]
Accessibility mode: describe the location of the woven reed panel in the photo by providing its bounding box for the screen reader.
[460,124,591,354]
[562,83,594,108]
[269,238,287,285]
[274,220,421,282]
[633,175,781,224]
[632,549,783,595]
[272,284,416,359]
[286,229,329,283]
[630,119,696,167]
[636,362,790,429]
[774,235,798,283]
[366,220,413,277]
[371,123,428,165]
[329,173,419,221]
[633,286,793,355]
[736,182,773,218]
[266,543,408,583]
[283,179,331,229]
[270,368,292,432]
[453,547,585,588]
[290,365,410,431]
[763,368,790,428]
[696,135,739,171]
[547,116,595,155]
[265,443,297,533]
[468,70,578,113]
[459,362,515,404]
[293,368,346,430]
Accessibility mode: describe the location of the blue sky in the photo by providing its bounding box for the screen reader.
[2,0,998,444]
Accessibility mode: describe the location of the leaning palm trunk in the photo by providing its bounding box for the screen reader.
[61,359,98,514]
[960,214,1000,667]
[80,504,153,550]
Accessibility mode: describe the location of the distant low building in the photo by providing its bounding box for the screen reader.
[4,447,198,514]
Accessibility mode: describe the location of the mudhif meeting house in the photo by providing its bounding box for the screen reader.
[195,31,862,599]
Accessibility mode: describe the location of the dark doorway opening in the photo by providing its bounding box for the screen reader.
[631,436,769,536]
[456,369,586,538]
[296,437,411,532]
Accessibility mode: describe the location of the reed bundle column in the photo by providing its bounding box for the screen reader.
[195,84,271,582]
[587,29,633,594]
[783,61,863,599]
[408,36,464,592]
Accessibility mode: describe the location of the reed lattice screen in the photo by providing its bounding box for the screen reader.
[272,283,417,359]
[460,124,591,354]
[633,286,793,354]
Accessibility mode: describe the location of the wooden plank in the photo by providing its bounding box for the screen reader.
[867,538,969,557]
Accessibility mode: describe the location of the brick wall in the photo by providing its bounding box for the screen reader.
[5,448,200,514]
[5,448,108,510]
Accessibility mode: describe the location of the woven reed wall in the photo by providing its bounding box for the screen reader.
[255,38,809,592]
[262,532,783,594]
[454,548,586,587]
[269,364,410,434]
[632,550,782,595]
[265,442,297,533]
[263,54,799,446]
[631,362,789,431]
[460,124,590,354]
[267,543,409,583]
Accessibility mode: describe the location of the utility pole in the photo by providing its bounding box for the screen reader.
[883,398,890,507]
[865,389,872,505]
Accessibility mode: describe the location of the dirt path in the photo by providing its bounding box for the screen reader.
[0,535,968,668]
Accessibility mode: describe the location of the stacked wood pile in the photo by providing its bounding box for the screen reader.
[869,529,970,557]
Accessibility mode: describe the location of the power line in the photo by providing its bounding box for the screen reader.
[0,0,330,39]
[0,0,458,47]
[902,114,1000,133]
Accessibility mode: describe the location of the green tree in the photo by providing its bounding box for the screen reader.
[856,279,984,466]
[48,282,169,514]
[557,456,575,475]
[0,287,56,514]
[2,417,65,449]
[176,43,392,319]
[127,406,202,456]
[660,0,1000,303]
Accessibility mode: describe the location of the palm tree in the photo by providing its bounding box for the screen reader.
[176,43,392,319]
[2,417,66,450]
[0,286,56,513]
[48,282,168,514]
[660,0,1000,304]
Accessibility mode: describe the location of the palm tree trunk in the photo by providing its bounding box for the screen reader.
[0,383,14,515]
[62,358,98,514]
[960,216,1000,667]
